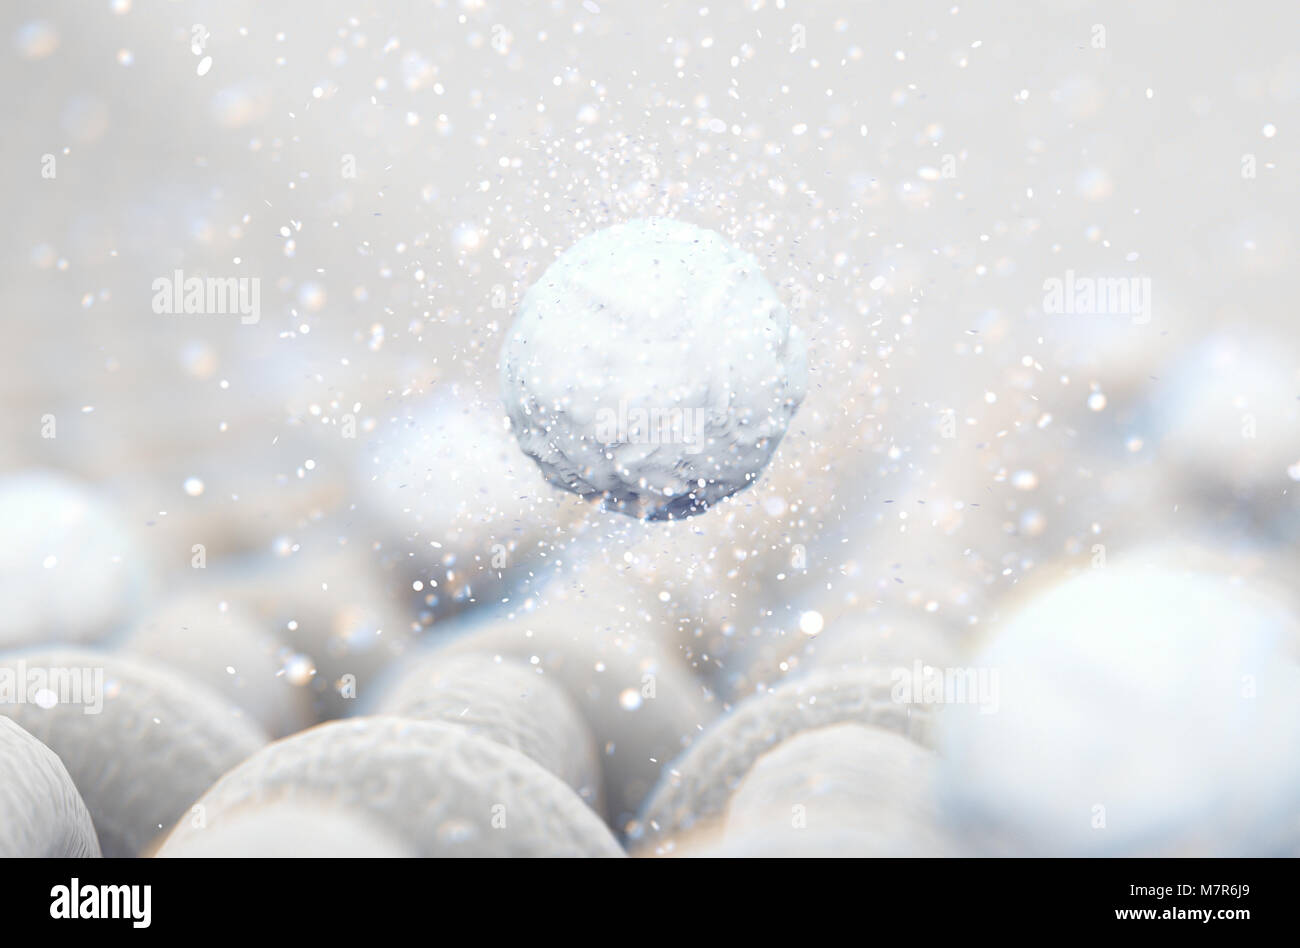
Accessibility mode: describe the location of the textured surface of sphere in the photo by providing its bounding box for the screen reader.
[938,563,1300,856]
[709,723,951,857]
[500,218,807,520]
[369,651,603,810]
[168,716,624,857]
[635,668,935,853]
[156,799,416,857]
[0,649,268,857]
[0,716,101,857]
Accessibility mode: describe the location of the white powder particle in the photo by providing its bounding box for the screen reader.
[500,218,807,520]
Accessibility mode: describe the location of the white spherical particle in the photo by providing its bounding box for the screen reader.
[0,649,268,856]
[937,564,1300,856]
[0,471,145,649]
[166,717,624,857]
[500,218,808,520]
[121,595,314,738]
[358,393,580,614]
[156,799,415,857]
[211,533,416,722]
[798,610,824,636]
[635,668,935,853]
[712,723,952,857]
[0,717,100,857]
[369,652,603,810]
[1146,333,1300,492]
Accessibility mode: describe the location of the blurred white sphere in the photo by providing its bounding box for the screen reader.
[1148,333,1300,492]
[209,534,417,723]
[938,561,1300,855]
[0,471,146,649]
[358,392,576,613]
[500,218,807,520]
[362,393,557,548]
[121,595,314,738]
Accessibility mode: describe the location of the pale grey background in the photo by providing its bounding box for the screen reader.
[2,0,1298,852]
